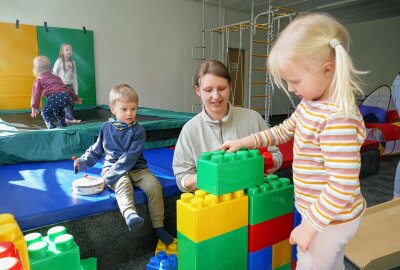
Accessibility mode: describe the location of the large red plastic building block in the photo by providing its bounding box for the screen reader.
[248,212,293,252]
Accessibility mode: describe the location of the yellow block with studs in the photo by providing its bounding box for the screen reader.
[155,238,178,256]
[177,189,248,243]
[0,213,30,270]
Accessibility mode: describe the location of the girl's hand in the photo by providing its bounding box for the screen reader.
[218,135,254,152]
[289,219,318,252]
[76,98,83,105]
[31,109,39,118]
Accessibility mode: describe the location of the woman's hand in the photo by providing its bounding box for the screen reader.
[76,97,83,105]
[289,219,318,252]
[183,174,198,192]
[218,135,254,152]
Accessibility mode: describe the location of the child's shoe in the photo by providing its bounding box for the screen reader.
[126,213,144,232]
[155,227,173,245]
[66,119,81,123]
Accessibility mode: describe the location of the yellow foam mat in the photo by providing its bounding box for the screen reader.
[0,23,38,110]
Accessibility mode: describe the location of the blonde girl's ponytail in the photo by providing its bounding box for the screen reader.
[330,38,365,116]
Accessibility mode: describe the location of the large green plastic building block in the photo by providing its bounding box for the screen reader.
[275,262,292,270]
[25,226,80,270]
[248,176,294,225]
[178,226,247,270]
[80,257,97,270]
[197,149,264,196]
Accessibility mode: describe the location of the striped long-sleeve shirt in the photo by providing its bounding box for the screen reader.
[254,100,366,231]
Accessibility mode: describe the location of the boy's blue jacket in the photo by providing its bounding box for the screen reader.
[76,121,148,185]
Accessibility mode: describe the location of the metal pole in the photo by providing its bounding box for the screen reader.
[202,0,205,60]
[248,2,254,109]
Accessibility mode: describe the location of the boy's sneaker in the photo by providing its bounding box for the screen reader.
[155,227,173,245]
[126,213,144,232]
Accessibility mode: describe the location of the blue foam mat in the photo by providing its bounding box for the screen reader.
[0,147,180,231]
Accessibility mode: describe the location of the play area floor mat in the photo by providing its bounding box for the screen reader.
[345,199,400,269]
[0,147,179,231]
[0,105,194,165]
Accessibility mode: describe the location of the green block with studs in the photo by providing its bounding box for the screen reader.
[275,262,292,270]
[197,148,264,196]
[247,175,294,225]
[24,226,80,270]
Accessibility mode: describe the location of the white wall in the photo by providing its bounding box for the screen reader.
[347,16,400,95]
[1,1,399,113]
[0,0,248,112]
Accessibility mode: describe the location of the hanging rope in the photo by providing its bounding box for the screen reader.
[225,26,230,65]
[220,27,224,61]
[210,30,213,59]
[275,16,280,39]
[264,11,274,124]
[232,23,243,105]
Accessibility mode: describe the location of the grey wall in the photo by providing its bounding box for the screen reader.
[0,0,399,114]
[347,16,400,96]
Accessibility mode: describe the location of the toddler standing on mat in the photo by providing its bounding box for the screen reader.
[31,56,82,129]
[53,43,81,123]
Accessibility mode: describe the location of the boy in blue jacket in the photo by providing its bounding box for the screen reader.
[74,84,173,245]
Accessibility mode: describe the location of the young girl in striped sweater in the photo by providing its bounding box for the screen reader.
[219,13,366,269]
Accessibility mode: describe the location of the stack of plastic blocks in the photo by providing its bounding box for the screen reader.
[177,189,248,269]
[247,174,294,270]
[0,214,30,270]
[24,226,80,270]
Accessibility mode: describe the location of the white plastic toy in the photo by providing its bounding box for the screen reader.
[72,174,105,195]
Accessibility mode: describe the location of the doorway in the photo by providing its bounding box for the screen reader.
[228,48,245,107]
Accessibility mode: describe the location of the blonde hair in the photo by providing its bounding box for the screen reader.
[109,84,139,105]
[58,43,75,73]
[33,56,52,77]
[268,13,365,116]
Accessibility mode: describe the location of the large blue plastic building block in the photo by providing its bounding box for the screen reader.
[147,251,177,270]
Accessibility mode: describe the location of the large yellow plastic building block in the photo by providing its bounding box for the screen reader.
[0,213,30,270]
[272,239,292,269]
[155,238,178,256]
[177,190,248,243]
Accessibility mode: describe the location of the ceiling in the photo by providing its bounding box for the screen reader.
[200,0,400,24]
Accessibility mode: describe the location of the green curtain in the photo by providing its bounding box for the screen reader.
[37,26,96,106]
